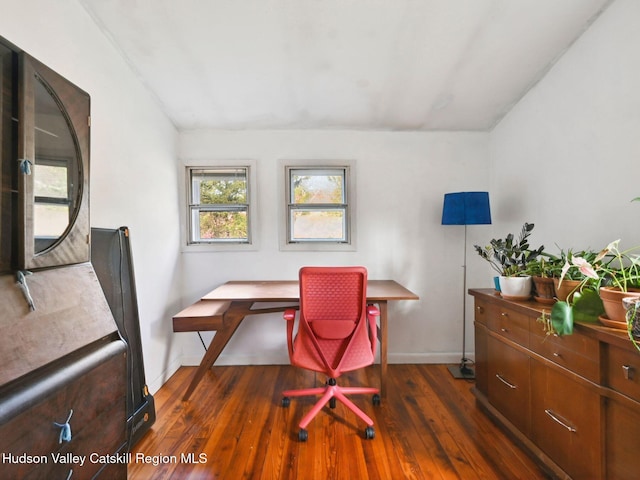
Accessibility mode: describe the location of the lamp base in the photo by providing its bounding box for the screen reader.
[447,360,475,380]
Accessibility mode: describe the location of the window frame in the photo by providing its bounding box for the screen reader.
[280,160,356,252]
[183,161,258,252]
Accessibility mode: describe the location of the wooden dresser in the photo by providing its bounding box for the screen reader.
[471,288,640,479]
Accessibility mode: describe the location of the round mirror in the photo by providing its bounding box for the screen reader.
[33,76,82,254]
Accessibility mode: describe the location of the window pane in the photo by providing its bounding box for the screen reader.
[197,210,248,240]
[291,170,344,204]
[34,203,69,237]
[290,208,346,241]
[192,169,247,205]
[34,164,68,200]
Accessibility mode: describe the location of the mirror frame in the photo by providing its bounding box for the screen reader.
[18,52,90,269]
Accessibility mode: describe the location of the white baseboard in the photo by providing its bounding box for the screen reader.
[179,352,475,367]
[147,355,183,394]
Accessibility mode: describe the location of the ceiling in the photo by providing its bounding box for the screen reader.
[78,0,614,132]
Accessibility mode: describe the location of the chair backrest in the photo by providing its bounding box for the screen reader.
[299,266,367,340]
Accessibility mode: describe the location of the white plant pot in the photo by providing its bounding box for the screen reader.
[499,276,532,300]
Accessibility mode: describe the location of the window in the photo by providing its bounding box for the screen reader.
[284,164,354,249]
[187,167,251,245]
[34,159,73,241]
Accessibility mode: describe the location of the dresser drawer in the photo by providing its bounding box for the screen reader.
[474,300,493,326]
[531,361,601,479]
[487,336,530,435]
[21,400,127,480]
[0,340,126,479]
[530,330,599,382]
[487,305,530,347]
[605,343,640,402]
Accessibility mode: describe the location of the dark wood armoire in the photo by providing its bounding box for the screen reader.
[0,35,129,479]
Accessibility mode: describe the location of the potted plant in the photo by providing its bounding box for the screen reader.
[549,198,640,349]
[551,239,640,335]
[525,254,559,304]
[551,249,599,302]
[474,222,544,300]
[593,239,640,323]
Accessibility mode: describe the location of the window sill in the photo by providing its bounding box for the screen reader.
[182,242,259,253]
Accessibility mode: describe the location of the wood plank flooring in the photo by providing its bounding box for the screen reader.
[128,365,551,479]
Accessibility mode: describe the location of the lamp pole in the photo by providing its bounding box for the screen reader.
[459,224,473,377]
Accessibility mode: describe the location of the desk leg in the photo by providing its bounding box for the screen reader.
[182,302,251,401]
[378,300,388,397]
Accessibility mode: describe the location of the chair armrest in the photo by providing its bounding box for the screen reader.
[284,309,297,321]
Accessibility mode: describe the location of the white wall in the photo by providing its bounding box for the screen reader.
[490,0,640,256]
[0,0,183,393]
[178,129,491,365]
[7,0,633,392]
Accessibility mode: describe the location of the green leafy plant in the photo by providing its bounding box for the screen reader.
[550,249,598,280]
[537,310,557,336]
[626,299,640,352]
[525,254,561,278]
[474,222,544,277]
[551,240,640,342]
[556,240,640,293]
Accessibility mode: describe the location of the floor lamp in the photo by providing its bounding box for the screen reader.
[441,192,491,379]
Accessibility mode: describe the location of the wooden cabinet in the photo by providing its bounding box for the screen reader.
[0,35,127,479]
[471,288,640,479]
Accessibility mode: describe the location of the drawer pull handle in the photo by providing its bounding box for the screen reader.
[500,327,509,333]
[476,306,484,313]
[501,312,508,317]
[553,352,561,358]
[496,374,517,389]
[544,409,576,433]
[623,364,634,380]
[54,409,74,444]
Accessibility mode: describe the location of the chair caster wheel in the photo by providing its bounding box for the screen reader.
[364,426,375,439]
[298,428,308,442]
[282,397,291,407]
[329,397,337,409]
[372,394,381,406]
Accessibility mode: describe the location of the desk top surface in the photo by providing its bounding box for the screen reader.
[202,280,419,302]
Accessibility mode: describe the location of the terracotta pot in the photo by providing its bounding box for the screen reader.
[600,287,640,322]
[499,276,532,300]
[532,276,555,305]
[553,278,583,303]
[623,297,640,337]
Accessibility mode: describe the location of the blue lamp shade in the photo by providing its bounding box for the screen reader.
[441,192,491,225]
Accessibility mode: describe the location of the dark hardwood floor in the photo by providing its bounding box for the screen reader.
[128,365,551,479]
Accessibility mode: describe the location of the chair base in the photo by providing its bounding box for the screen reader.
[282,380,379,431]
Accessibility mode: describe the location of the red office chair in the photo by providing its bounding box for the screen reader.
[282,266,381,441]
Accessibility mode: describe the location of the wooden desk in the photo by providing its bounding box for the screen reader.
[180,280,419,401]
